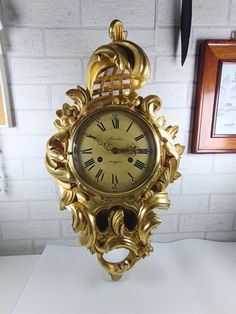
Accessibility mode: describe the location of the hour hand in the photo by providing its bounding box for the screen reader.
[101,140,113,151]
[83,132,113,151]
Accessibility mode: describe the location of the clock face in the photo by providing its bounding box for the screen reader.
[71,107,158,195]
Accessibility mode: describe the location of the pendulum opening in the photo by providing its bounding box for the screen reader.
[96,206,137,232]
[103,248,130,263]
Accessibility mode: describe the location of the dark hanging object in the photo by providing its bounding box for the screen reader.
[180,0,192,66]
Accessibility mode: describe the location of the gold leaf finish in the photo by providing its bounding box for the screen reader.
[45,20,184,280]
[86,20,150,98]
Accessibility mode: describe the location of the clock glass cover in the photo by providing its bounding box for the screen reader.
[71,107,158,194]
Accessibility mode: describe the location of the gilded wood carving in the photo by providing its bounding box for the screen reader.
[45,20,184,280]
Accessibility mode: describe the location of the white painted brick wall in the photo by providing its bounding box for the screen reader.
[81,0,155,27]
[33,238,79,254]
[0,111,55,135]
[1,0,80,27]
[28,201,70,220]
[192,0,230,25]
[61,219,77,238]
[157,0,181,26]
[9,58,81,84]
[0,239,33,255]
[2,159,24,179]
[158,108,191,131]
[209,195,236,212]
[154,213,179,233]
[156,56,196,82]
[0,135,48,158]
[169,195,209,213]
[140,82,189,108]
[206,231,236,242]
[1,220,61,239]
[10,85,50,110]
[182,175,236,194]
[50,84,75,108]
[191,27,234,54]
[179,213,234,232]
[231,0,236,24]
[0,0,236,256]
[0,202,28,221]
[179,155,214,174]
[0,180,56,201]
[214,155,236,173]
[23,159,50,179]
[152,232,205,243]
[3,27,44,56]
[45,30,107,57]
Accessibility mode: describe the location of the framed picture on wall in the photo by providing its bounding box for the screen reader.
[0,53,12,127]
[0,19,12,128]
[192,40,236,153]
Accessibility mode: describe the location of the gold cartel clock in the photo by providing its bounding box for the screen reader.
[45,20,184,280]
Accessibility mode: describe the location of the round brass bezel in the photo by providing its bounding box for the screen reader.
[68,105,161,198]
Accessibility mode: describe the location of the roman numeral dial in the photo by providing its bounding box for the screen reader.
[97,121,106,132]
[95,169,105,181]
[112,173,118,187]
[84,158,95,170]
[135,134,145,142]
[80,148,92,154]
[112,116,119,129]
[134,160,145,170]
[72,108,157,194]
[126,121,133,132]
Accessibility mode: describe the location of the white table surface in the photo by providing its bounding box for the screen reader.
[1,240,236,314]
[0,255,39,314]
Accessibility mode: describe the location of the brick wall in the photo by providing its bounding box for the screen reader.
[0,0,236,255]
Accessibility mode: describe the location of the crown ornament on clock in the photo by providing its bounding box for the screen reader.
[45,20,184,281]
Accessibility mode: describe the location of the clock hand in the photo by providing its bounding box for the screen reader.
[83,132,113,151]
[101,140,113,151]
[112,144,138,155]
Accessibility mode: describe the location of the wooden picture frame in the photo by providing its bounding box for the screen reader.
[0,53,12,127]
[192,40,236,153]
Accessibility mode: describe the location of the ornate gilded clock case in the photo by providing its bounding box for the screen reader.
[45,20,184,280]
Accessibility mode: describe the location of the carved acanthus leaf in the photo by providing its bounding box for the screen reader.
[141,95,162,117]
[138,205,161,246]
[70,202,96,249]
[175,144,185,155]
[155,168,170,192]
[60,189,77,209]
[165,125,179,139]
[142,192,170,210]
[45,131,78,195]
[108,210,125,237]
[120,91,142,108]
[173,171,181,180]
[66,86,90,109]
[156,116,166,127]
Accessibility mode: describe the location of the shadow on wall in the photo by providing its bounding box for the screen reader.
[0,3,18,193]
[0,2,17,126]
[1,0,20,24]
[173,0,181,56]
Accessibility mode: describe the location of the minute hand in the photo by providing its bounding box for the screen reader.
[114,147,149,154]
[113,147,137,154]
